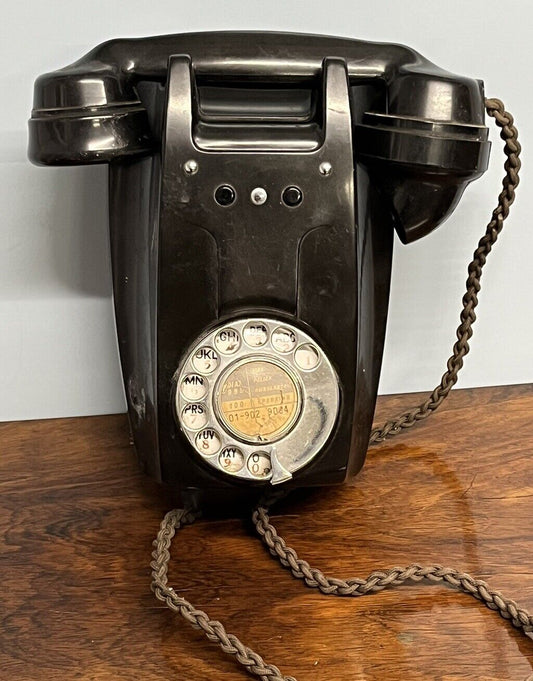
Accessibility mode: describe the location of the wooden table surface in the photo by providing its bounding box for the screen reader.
[1,384,533,681]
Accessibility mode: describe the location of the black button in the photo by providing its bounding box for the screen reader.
[282,186,303,207]
[215,185,236,206]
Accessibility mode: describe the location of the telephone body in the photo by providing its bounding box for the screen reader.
[29,32,490,507]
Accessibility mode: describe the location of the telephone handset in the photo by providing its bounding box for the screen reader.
[29,32,530,678]
[29,31,492,508]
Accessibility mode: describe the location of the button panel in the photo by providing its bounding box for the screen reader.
[174,317,339,484]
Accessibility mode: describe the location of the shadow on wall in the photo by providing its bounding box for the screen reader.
[1,130,112,301]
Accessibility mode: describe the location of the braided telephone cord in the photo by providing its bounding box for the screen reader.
[151,508,298,681]
[253,506,533,633]
[151,100,532,680]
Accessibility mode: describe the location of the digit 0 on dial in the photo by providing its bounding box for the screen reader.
[247,452,272,478]
[174,317,339,484]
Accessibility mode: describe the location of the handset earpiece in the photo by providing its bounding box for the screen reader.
[354,111,491,243]
[28,69,153,165]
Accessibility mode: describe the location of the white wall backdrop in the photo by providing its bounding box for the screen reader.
[1,0,531,421]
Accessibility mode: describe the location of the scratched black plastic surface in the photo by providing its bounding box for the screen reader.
[29,32,490,507]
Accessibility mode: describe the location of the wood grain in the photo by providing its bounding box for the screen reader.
[1,384,532,681]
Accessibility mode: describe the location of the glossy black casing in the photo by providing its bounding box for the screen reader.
[29,32,490,506]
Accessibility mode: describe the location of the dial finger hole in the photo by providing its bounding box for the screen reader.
[247,451,272,478]
[294,343,320,371]
[219,446,245,473]
[181,403,208,430]
[181,374,208,401]
[195,429,221,456]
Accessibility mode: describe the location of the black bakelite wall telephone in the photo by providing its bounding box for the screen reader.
[29,31,531,679]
